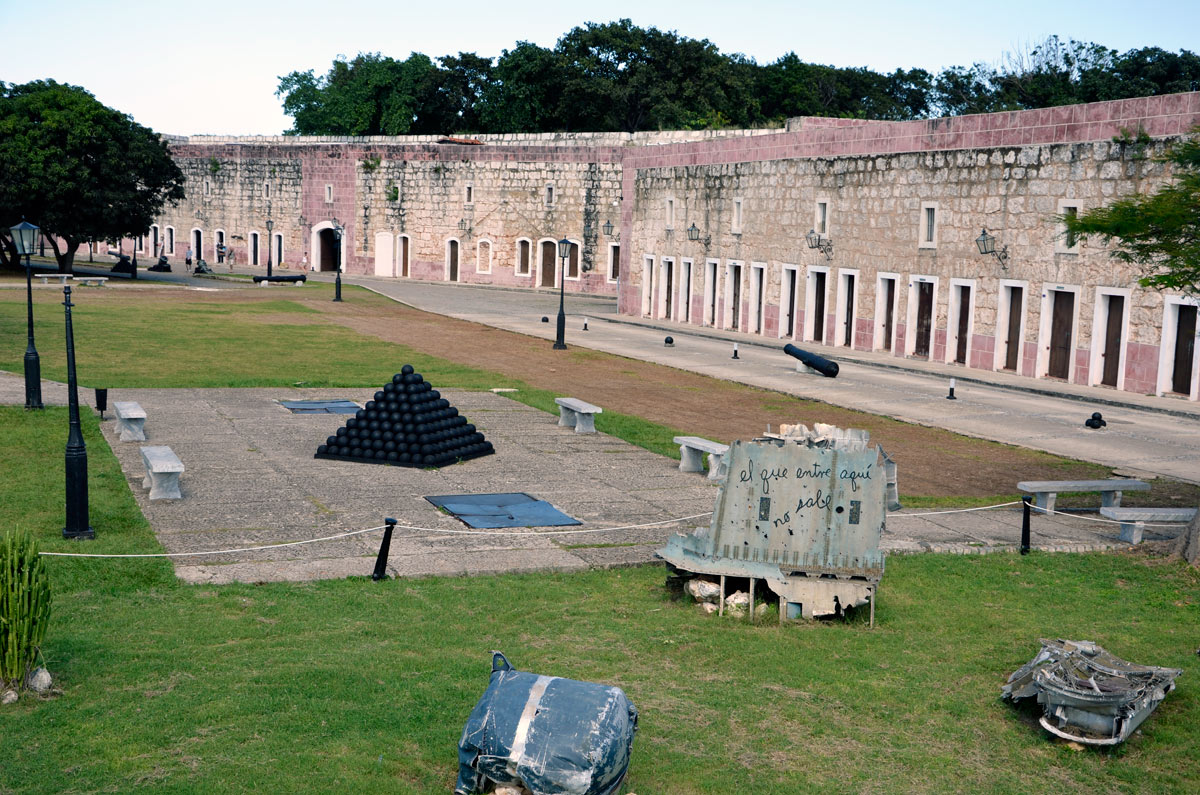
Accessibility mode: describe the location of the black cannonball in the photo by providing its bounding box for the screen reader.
[420,443,432,454]
[328,435,341,446]
[402,364,414,375]
[317,444,328,455]
[541,316,549,323]
[355,409,367,420]
[350,447,363,458]
[411,454,424,466]
[386,451,398,462]
[483,442,494,453]
[429,389,440,400]
[399,452,411,464]
[413,373,424,384]
[384,381,396,393]
[464,424,476,434]
[365,400,377,411]
[384,440,396,452]
[374,391,385,402]
[393,373,405,384]
[368,420,380,431]
[448,407,459,418]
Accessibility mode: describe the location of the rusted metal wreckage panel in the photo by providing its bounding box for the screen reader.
[1003,639,1182,746]
[658,424,887,619]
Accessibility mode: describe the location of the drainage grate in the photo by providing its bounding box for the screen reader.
[425,493,582,529]
[280,399,361,414]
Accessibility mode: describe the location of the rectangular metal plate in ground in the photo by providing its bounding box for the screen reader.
[280,399,361,414]
[426,493,582,529]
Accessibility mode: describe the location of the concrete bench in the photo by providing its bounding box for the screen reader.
[74,276,108,286]
[36,274,71,285]
[673,436,729,480]
[1017,478,1150,512]
[1099,507,1198,544]
[114,401,147,441]
[140,445,184,500]
[554,397,602,434]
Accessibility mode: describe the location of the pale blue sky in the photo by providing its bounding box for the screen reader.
[2,0,1196,135]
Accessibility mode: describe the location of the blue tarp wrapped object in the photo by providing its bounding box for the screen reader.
[456,652,638,795]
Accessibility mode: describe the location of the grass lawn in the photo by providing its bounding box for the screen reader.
[2,286,1198,792]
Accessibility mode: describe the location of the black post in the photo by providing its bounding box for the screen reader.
[23,252,43,410]
[266,220,274,279]
[62,287,94,540]
[372,518,396,580]
[1020,496,1031,555]
[131,238,138,280]
[553,254,567,350]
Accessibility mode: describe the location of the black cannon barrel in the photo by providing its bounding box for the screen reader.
[783,343,839,378]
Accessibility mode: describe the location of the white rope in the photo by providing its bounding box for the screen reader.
[893,500,1021,517]
[391,512,713,537]
[1030,504,1191,528]
[40,525,387,558]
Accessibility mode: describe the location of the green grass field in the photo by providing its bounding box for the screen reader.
[1,288,1198,793]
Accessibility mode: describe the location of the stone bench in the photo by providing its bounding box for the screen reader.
[36,273,71,285]
[673,436,729,480]
[554,397,602,434]
[74,276,108,286]
[140,445,184,500]
[1099,507,1198,544]
[1017,478,1150,512]
[114,401,147,441]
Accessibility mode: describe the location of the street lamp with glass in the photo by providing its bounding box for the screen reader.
[332,221,344,302]
[553,237,570,350]
[266,218,275,278]
[11,221,43,409]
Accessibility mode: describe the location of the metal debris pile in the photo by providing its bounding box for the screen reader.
[658,423,889,622]
[1002,639,1182,745]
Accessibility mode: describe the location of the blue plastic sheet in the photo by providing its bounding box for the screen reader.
[425,493,581,529]
[456,653,638,795]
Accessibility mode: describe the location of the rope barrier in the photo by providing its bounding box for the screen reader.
[39,501,1185,561]
[40,525,388,559]
[1029,503,1190,529]
[892,500,1022,517]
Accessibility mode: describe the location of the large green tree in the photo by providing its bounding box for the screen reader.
[0,80,185,273]
[1062,132,1200,294]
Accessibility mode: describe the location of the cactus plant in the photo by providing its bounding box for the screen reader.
[0,530,52,690]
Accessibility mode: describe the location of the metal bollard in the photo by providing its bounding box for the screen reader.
[1021,497,1031,555]
[372,517,397,580]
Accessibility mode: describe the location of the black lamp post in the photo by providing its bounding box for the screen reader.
[553,237,569,350]
[12,221,43,410]
[332,221,344,302]
[131,235,138,279]
[266,218,274,278]
[61,286,94,540]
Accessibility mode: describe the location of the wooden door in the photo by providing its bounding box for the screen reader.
[753,268,764,333]
[955,285,970,364]
[540,241,556,287]
[843,274,856,346]
[448,240,459,281]
[682,262,692,322]
[730,265,742,330]
[784,270,797,337]
[1172,305,1197,394]
[663,262,674,319]
[914,281,933,357]
[1048,290,1074,380]
[812,272,827,342]
[882,278,895,351]
[1004,287,1023,371]
[1101,295,1124,387]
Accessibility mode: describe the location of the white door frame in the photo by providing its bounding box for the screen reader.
[873,271,900,351]
[780,263,801,339]
[1036,284,1082,380]
[1089,286,1132,389]
[994,279,1030,372]
[945,278,977,365]
[835,267,860,348]
[1157,295,1200,399]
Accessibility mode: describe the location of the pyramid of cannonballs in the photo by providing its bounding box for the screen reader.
[315,365,494,467]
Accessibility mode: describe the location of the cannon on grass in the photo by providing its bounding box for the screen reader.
[784,343,839,378]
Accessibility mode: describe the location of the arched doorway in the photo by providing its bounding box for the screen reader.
[539,240,557,288]
[192,229,204,262]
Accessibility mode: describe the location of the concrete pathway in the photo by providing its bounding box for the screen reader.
[341,277,1200,485]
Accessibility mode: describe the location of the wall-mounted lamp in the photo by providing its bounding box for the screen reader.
[457,218,468,232]
[806,229,833,260]
[602,220,613,236]
[975,228,1009,270]
[686,222,710,246]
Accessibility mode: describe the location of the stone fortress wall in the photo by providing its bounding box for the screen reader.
[143,93,1200,400]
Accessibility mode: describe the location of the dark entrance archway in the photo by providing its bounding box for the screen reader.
[318,229,339,272]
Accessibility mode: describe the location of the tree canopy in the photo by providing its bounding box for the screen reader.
[276,24,1200,136]
[0,80,185,272]
[1063,131,1200,294]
